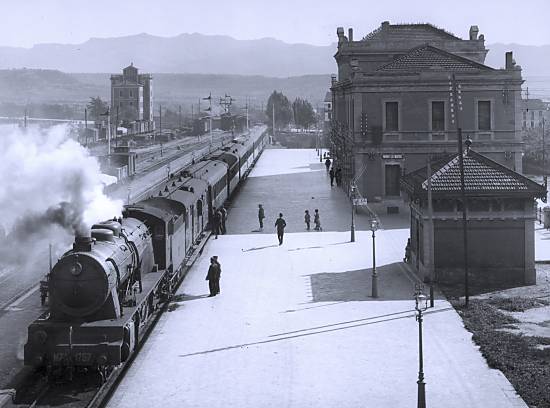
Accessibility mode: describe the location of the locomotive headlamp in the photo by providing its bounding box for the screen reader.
[70,262,83,276]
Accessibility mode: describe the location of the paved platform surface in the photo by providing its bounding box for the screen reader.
[108,149,526,408]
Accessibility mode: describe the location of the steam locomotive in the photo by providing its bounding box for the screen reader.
[24,130,267,376]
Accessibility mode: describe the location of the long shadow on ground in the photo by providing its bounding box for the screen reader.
[307,262,446,302]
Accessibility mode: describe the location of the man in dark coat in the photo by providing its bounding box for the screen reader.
[220,207,227,234]
[205,256,221,296]
[212,208,221,239]
[325,158,331,172]
[275,213,287,245]
[335,168,342,187]
[258,204,265,230]
[304,210,311,231]
[329,168,335,187]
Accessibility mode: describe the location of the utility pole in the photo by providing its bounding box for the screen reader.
[427,156,435,285]
[543,116,547,193]
[159,104,162,142]
[450,73,469,307]
[179,105,182,129]
[272,102,276,144]
[246,96,249,130]
[84,107,88,147]
[115,105,119,147]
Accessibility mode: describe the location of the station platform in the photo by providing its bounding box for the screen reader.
[107,149,525,407]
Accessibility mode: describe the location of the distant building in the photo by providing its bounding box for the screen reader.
[520,98,549,130]
[110,63,155,133]
[401,148,546,287]
[330,22,524,202]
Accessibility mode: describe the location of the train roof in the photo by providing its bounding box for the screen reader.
[184,159,227,184]
[126,196,185,223]
[167,190,200,209]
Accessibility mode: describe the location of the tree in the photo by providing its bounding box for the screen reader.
[266,91,292,132]
[292,98,316,129]
[86,96,109,122]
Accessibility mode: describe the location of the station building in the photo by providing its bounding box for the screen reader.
[111,63,155,133]
[401,148,546,287]
[330,22,524,202]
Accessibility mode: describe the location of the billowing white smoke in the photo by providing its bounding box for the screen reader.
[0,124,122,267]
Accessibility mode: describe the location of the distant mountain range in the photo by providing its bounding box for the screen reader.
[0,33,336,77]
[0,33,548,79]
[0,33,548,108]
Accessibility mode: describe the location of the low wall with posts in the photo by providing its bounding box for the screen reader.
[273,131,325,149]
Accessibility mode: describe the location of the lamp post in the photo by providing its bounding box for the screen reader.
[414,284,428,408]
[370,218,379,298]
[350,184,357,242]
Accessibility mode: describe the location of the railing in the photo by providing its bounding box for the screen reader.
[374,130,518,143]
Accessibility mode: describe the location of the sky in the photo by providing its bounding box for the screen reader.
[1,0,549,48]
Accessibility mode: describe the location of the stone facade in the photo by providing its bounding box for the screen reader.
[521,98,549,130]
[110,64,154,133]
[330,22,524,201]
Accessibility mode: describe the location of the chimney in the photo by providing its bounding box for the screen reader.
[469,25,479,40]
[505,51,514,70]
[73,235,93,252]
[381,21,390,29]
[337,27,345,44]
[348,28,353,42]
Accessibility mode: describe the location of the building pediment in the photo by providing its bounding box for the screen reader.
[376,45,493,74]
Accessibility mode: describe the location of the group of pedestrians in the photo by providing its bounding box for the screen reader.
[325,157,342,187]
[212,206,228,239]
[304,209,322,231]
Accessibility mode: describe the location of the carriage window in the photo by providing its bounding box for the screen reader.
[197,200,203,215]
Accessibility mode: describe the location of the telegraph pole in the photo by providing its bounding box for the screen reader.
[272,103,276,144]
[179,105,182,129]
[450,73,469,307]
[159,104,162,142]
[115,106,119,147]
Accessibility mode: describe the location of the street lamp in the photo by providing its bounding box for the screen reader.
[370,218,379,298]
[350,184,357,242]
[414,284,428,408]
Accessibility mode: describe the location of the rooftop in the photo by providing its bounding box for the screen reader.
[362,22,461,42]
[376,45,492,73]
[401,149,546,198]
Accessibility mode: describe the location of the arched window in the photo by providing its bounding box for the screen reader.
[197,199,203,216]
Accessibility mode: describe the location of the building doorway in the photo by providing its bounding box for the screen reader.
[385,164,401,196]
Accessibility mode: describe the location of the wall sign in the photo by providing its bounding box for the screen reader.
[382,153,403,160]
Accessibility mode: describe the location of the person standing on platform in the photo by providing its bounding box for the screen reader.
[314,209,322,231]
[212,208,221,239]
[258,204,265,230]
[335,168,342,187]
[220,206,227,235]
[304,210,311,231]
[325,158,331,172]
[329,168,335,187]
[205,256,221,297]
[275,213,287,245]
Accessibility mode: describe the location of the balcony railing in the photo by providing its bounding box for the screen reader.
[362,130,518,143]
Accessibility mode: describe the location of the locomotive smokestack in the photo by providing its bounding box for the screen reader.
[73,232,93,252]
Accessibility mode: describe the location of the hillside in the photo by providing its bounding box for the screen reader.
[0,69,332,108]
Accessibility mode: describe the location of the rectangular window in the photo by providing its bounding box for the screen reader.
[431,101,445,131]
[385,102,399,131]
[119,90,123,97]
[130,90,133,97]
[478,101,491,131]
